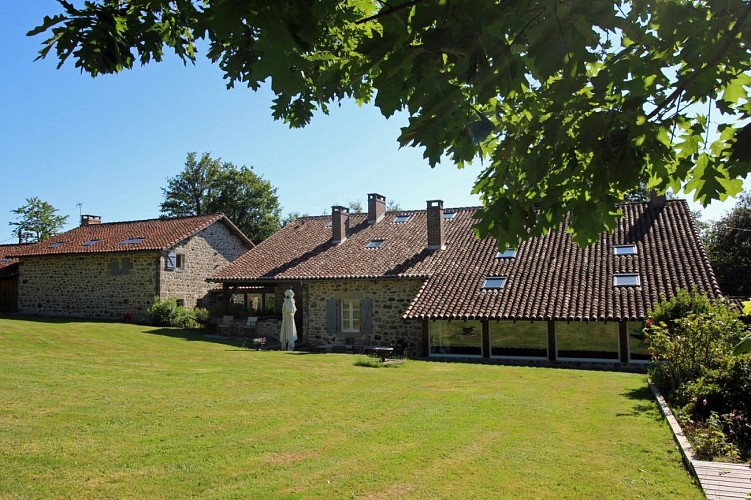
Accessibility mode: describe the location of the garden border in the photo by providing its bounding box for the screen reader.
[650,383,751,499]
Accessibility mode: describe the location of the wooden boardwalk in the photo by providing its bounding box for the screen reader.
[650,384,751,500]
[693,460,751,500]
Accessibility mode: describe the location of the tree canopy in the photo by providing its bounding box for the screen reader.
[705,190,751,296]
[31,0,751,247]
[10,197,68,243]
[161,152,281,242]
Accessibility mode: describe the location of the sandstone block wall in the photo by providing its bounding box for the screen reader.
[303,279,424,355]
[17,252,158,320]
[160,222,249,308]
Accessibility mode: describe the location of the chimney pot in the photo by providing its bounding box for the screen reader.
[81,215,102,226]
[331,206,349,244]
[368,193,386,224]
[427,200,445,250]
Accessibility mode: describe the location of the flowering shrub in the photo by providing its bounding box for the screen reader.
[646,291,751,461]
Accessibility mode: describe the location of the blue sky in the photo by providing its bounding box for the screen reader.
[1,2,747,244]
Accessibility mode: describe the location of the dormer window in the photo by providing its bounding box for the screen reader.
[119,237,146,245]
[48,241,65,249]
[614,273,641,286]
[394,214,411,223]
[82,239,102,247]
[482,276,507,289]
[443,212,456,220]
[496,248,517,259]
[366,239,385,249]
[614,245,637,256]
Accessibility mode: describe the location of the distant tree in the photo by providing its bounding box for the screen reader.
[160,152,282,243]
[282,211,309,226]
[9,197,68,243]
[705,191,751,296]
[386,200,401,212]
[347,200,363,213]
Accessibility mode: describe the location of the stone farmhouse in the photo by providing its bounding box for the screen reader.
[211,193,720,365]
[5,214,252,321]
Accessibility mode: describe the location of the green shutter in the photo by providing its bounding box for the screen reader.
[360,298,373,334]
[326,298,339,333]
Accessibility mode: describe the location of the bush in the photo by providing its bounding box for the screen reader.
[685,411,741,461]
[146,297,198,329]
[646,290,751,461]
[647,309,745,395]
[647,288,714,335]
[193,307,210,327]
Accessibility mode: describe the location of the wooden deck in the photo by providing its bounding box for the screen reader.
[693,460,751,500]
[651,384,751,499]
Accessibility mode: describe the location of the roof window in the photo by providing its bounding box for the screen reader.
[119,237,146,245]
[443,212,456,220]
[614,244,637,256]
[614,273,641,287]
[82,239,102,247]
[482,276,507,290]
[496,248,517,259]
[48,241,65,249]
[394,214,411,223]
[366,239,385,249]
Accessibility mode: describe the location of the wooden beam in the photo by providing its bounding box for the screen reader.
[482,320,490,359]
[547,320,556,362]
[619,320,629,363]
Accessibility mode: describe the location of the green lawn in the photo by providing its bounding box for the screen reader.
[0,317,701,498]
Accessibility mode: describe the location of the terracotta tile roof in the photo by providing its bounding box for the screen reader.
[725,297,750,315]
[5,214,252,257]
[0,244,27,278]
[212,200,720,321]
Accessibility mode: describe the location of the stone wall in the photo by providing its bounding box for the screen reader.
[302,279,425,355]
[17,252,159,320]
[17,221,249,321]
[160,222,249,308]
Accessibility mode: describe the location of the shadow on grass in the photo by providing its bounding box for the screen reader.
[617,385,663,420]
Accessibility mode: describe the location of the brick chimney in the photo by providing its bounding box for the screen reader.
[332,206,349,244]
[367,193,386,224]
[649,191,666,209]
[81,215,102,226]
[427,200,445,250]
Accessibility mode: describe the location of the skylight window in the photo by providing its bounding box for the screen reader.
[366,239,385,249]
[614,245,638,256]
[614,273,641,286]
[496,248,517,259]
[394,214,411,223]
[119,237,146,245]
[82,239,102,247]
[443,212,456,220]
[48,241,65,249]
[482,276,507,289]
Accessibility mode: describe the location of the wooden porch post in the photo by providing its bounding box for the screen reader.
[422,319,430,357]
[547,320,556,362]
[482,320,490,359]
[619,320,629,363]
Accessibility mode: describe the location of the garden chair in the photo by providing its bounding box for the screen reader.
[238,316,258,336]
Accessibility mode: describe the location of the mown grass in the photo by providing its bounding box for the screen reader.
[0,316,701,498]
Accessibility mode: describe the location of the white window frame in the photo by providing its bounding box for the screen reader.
[175,254,185,270]
[482,276,507,289]
[341,299,360,333]
[614,273,641,286]
[393,214,411,223]
[495,248,517,259]
[614,244,638,256]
